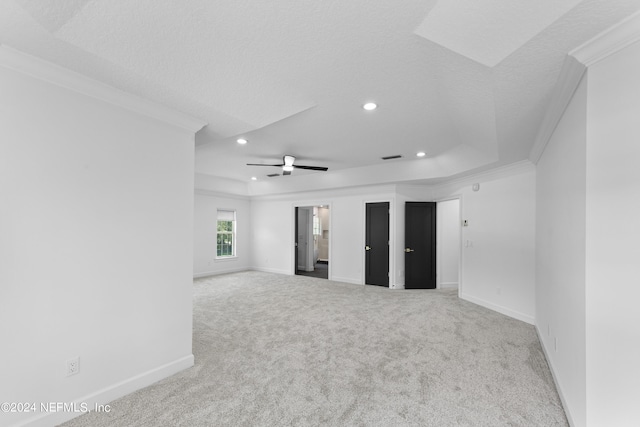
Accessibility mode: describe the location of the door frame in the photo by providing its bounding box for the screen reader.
[291,201,332,279]
[296,207,314,272]
[404,201,437,289]
[435,195,463,297]
[362,198,395,287]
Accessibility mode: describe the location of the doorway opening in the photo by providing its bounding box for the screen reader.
[436,198,461,290]
[295,205,330,279]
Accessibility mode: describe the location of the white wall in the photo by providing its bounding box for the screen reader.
[434,163,537,324]
[585,39,640,427]
[437,199,460,289]
[250,187,396,284]
[535,36,640,427]
[194,173,249,196]
[193,192,251,277]
[333,195,375,284]
[250,198,296,275]
[536,75,588,427]
[0,63,197,426]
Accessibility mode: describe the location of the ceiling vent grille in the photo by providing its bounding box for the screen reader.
[381,155,402,160]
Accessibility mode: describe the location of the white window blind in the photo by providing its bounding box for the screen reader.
[217,209,235,221]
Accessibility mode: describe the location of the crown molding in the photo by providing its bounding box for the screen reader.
[570,10,640,67]
[201,163,534,202]
[249,183,398,202]
[195,189,250,201]
[432,160,535,194]
[0,45,206,133]
[528,56,586,164]
[529,11,640,164]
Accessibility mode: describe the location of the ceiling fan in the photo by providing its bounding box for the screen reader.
[247,155,328,176]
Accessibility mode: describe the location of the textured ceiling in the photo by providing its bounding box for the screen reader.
[414,0,583,67]
[2,0,640,195]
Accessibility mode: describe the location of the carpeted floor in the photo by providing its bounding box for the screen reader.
[62,271,567,426]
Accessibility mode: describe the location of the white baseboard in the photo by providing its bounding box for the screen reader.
[439,282,459,289]
[535,326,575,427]
[19,354,194,427]
[459,292,534,325]
[250,266,291,276]
[193,267,248,278]
[330,276,361,285]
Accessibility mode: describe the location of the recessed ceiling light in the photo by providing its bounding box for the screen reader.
[251,176,257,181]
[237,138,248,145]
[363,102,377,111]
[417,151,426,157]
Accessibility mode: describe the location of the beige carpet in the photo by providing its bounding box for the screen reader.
[62,271,567,426]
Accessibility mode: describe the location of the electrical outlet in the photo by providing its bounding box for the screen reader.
[66,357,80,377]
[496,287,501,295]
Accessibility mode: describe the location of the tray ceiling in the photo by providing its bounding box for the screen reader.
[2,0,639,194]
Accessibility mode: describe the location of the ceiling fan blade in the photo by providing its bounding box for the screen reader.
[283,169,292,176]
[246,163,284,167]
[293,165,329,171]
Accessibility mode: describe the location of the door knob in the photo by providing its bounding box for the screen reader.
[365,246,371,251]
[404,248,414,253]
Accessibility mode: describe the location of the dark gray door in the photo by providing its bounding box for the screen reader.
[365,202,389,287]
[405,202,436,289]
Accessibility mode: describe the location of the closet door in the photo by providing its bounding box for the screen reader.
[365,202,389,287]
[405,202,436,289]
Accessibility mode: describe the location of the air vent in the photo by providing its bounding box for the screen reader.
[381,155,402,160]
[267,173,280,177]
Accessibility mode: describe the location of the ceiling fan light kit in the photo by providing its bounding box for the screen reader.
[247,155,328,177]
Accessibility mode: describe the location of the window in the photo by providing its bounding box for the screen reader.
[217,209,236,258]
[313,214,321,236]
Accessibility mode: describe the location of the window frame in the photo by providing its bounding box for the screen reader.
[216,209,237,259]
